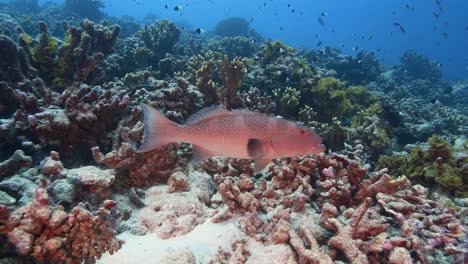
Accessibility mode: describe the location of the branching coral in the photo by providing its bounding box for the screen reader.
[289,227,333,264]
[136,19,180,66]
[196,55,247,109]
[0,34,36,82]
[1,187,123,263]
[326,197,388,264]
[200,152,467,263]
[22,20,120,86]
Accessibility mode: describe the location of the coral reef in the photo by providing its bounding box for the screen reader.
[207,36,259,59]
[305,47,381,85]
[136,19,181,67]
[196,153,465,263]
[63,0,105,21]
[196,55,247,109]
[0,9,466,264]
[0,187,123,263]
[396,50,442,83]
[0,13,24,40]
[213,17,251,37]
[0,35,35,82]
[18,19,120,86]
[378,136,467,194]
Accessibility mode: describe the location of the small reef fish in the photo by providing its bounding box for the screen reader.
[392,22,405,33]
[139,104,325,172]
[317,17,325,26]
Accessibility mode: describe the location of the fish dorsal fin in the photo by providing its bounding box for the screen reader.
[230,109,266,116]
[185,105,232,124]
[186,107,265,125]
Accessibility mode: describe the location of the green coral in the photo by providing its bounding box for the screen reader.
[428,135,454,163]
[346,85,379,110]
[377,135,466,192]
[273,86,301,116]
[310,77,350,123]
[179,50,223,83]
[261,40,293,65]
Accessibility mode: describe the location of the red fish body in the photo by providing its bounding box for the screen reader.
[140,104,325,172]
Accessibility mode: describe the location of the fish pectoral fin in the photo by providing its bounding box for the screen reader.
[253,158,271,173]
[191,145,216,164]
[247,138,273,173]
[247,138,272,159]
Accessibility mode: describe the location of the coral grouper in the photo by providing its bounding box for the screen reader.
[140,104,325,172]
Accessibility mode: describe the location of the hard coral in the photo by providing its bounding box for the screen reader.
[92,142,184,187]
[24,20,120,86]
[208,36,259,59]
[0,13,24,40]
[0,150,32,179]
[214,17,251,37]
[397,50,442,82]
[63,0,105,21]
[326,197,388,264]
[26,83,129,164]
[0,34,36,82]
[136,19,180,66]
[196,55,247,109]
[1,187,123,263]
[377,135,466,192]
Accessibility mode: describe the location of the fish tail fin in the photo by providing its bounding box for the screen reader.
[139,104,179,152]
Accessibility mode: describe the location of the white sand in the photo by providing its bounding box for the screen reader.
[98,219,246,264]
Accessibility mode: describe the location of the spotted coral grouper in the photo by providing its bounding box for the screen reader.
[139,104,326,172]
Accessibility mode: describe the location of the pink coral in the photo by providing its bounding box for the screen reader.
[1,188,123,263]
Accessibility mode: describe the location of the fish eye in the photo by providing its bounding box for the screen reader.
[300,129,306,135]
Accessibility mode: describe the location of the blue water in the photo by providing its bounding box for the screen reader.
[35,0,468,80]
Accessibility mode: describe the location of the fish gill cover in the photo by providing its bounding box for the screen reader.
[0,0,466,263]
